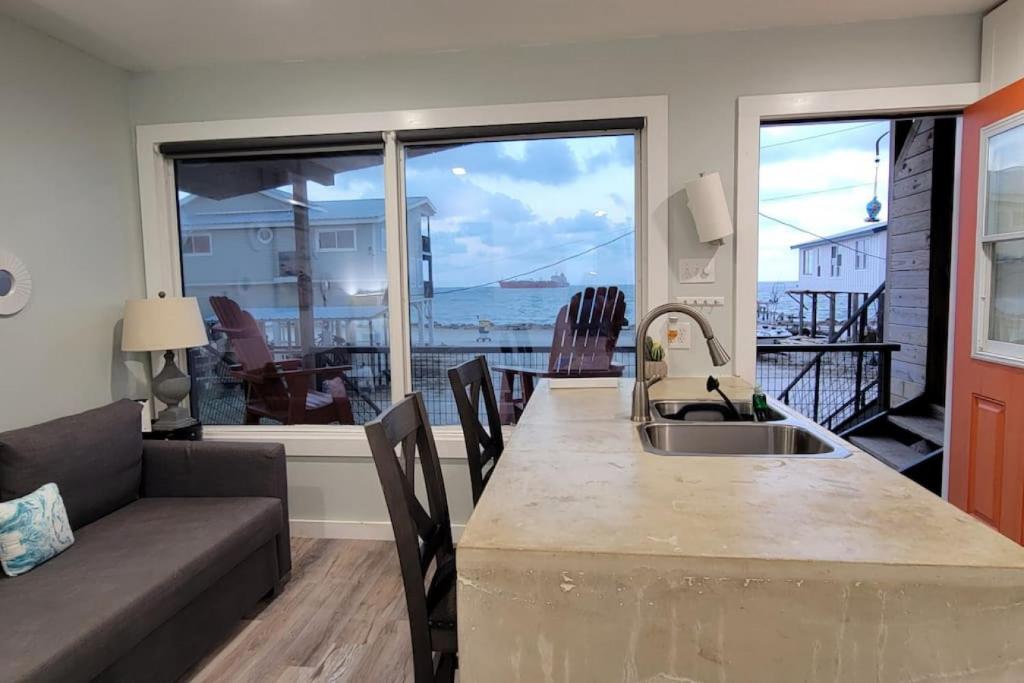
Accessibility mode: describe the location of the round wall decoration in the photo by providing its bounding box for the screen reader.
[0,251,32,316]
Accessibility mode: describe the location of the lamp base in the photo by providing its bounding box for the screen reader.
[152,406,198,431]
[152,350,198,431]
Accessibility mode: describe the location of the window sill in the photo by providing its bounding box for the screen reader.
[200,423,492,461]
[970,347,1024,370]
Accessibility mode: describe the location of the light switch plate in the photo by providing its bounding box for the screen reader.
[679,258,715,284]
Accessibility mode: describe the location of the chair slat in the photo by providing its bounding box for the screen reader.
[448,356,505,505]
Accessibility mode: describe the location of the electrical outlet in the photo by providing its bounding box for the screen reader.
[678,258,715,284]
[670,321,692,349]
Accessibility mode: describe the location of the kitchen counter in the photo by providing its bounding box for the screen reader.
[457,378,1024,682]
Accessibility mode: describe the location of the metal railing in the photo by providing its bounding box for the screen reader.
[756,342,900,431]
[189,344,636,427]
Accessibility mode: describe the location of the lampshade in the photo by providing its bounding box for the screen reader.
[684,172,734,243]
[122,296,209,352]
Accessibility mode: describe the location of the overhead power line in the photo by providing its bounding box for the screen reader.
[435,230,635,295]
[760,122,878,150]
[761,182,873,203]
[758,213,886,261]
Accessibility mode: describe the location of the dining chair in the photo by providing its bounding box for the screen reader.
[448,356,505,505]
[364,393,458,683]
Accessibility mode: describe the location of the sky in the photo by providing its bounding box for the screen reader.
[758,120,891,282]
[302,135,636,288]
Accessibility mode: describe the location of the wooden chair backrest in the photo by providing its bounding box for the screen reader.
[209,296,293,409]
[448,356,504,504]
[364,393,455,682]
[548,286,628,374]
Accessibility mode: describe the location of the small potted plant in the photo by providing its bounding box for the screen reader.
[644,336,668,381]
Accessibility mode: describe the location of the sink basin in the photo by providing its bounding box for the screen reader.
[639,422,850,458]
[652,400,786,423]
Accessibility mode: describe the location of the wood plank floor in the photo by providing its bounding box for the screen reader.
[184,538,416,683]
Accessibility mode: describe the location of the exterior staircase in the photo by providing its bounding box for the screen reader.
[841,399,944,494]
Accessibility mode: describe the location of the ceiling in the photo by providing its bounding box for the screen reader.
[0,0,997,72]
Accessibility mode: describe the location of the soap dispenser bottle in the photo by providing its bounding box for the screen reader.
[752,384,769,422]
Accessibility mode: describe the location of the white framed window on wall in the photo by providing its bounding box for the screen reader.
[135,97,669,442]
[854,239,867,270]
[317,228,357,252]
[802,249,815,276]
[182,233,212,255]
[973,110,1024,367]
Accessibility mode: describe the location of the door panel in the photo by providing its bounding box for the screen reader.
[966,395,1005,529]
[949,77,1024,544]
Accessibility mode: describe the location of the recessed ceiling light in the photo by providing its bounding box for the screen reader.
[593,209,608,217]
[451,167,467,176]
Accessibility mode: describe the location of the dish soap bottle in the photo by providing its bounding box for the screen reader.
[752,384,769,422]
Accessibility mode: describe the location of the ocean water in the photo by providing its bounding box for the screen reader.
[429,281,852,329]
[431,284,637,327]
[757,281,801,321]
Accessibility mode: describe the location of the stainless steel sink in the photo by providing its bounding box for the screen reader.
[639,422,850,458]
[652,400,786,423]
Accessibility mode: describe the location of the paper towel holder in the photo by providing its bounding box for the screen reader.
[685,171,733,246]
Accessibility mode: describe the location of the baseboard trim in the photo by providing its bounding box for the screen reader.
[291,518,466,542]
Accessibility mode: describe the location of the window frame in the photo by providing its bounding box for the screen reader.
[854,239,867,270]
[973,109,1024,368]
[801,249,816,276]
[316,227,357,253]
[830,246,842,278]
[181,232,213,256]
[135,97,669,449]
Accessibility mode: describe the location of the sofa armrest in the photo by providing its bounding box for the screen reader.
[142,440,291,578]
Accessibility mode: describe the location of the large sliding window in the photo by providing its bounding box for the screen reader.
[175,149,392,426]
[404,134,637,424]
[165,122,642,429]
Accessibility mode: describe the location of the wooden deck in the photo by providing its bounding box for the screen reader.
[185,538,420,683]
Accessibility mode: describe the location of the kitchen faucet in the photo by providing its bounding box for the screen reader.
[631,303,731,422]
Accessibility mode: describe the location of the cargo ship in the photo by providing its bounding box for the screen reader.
[498,273,570,289]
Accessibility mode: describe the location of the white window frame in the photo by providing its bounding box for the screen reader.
[734,83,980,383]
[801,249,815,276]
[136,96,669,452]
[181,232,212,256]
[316,227,357,252]
[854,239,867,270]
[972,109,1024,368]
[830,246,842,278]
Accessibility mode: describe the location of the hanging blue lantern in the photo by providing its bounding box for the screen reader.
[866,196,882,222]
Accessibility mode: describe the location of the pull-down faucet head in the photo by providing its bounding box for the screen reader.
[632,303,731,422]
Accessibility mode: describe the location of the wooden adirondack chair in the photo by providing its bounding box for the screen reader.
[209,296,356,425]
[494,286,629,423]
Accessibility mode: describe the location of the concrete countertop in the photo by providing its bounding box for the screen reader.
[459,376,1024,573]
[456,377,1024,681]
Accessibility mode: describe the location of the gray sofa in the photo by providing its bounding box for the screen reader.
[0,400,291,682]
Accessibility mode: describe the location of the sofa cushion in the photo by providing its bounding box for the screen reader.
[0,400,143,530]
[0,496,282,683]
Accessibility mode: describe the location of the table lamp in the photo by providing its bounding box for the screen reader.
[122,293,209,431]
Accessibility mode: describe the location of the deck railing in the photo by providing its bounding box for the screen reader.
[189,344,636,427]
[755,342,900,431]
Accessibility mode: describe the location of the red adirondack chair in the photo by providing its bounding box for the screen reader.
[494,286,629,423]
[209,296,356,425]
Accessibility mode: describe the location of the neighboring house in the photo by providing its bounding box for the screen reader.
[179,189,436,344]
[791,223,887,294]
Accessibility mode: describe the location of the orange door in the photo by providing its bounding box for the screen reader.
[949,77,1024,543]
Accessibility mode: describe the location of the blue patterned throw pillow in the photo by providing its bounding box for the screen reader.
[0,483,75,577]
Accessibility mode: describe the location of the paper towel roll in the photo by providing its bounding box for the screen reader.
[685,172,733,243]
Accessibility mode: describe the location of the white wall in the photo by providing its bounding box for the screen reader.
[0,15,144,432]
[125,14,983,532]
[981,0,1024,95]
[129,14,982,380]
